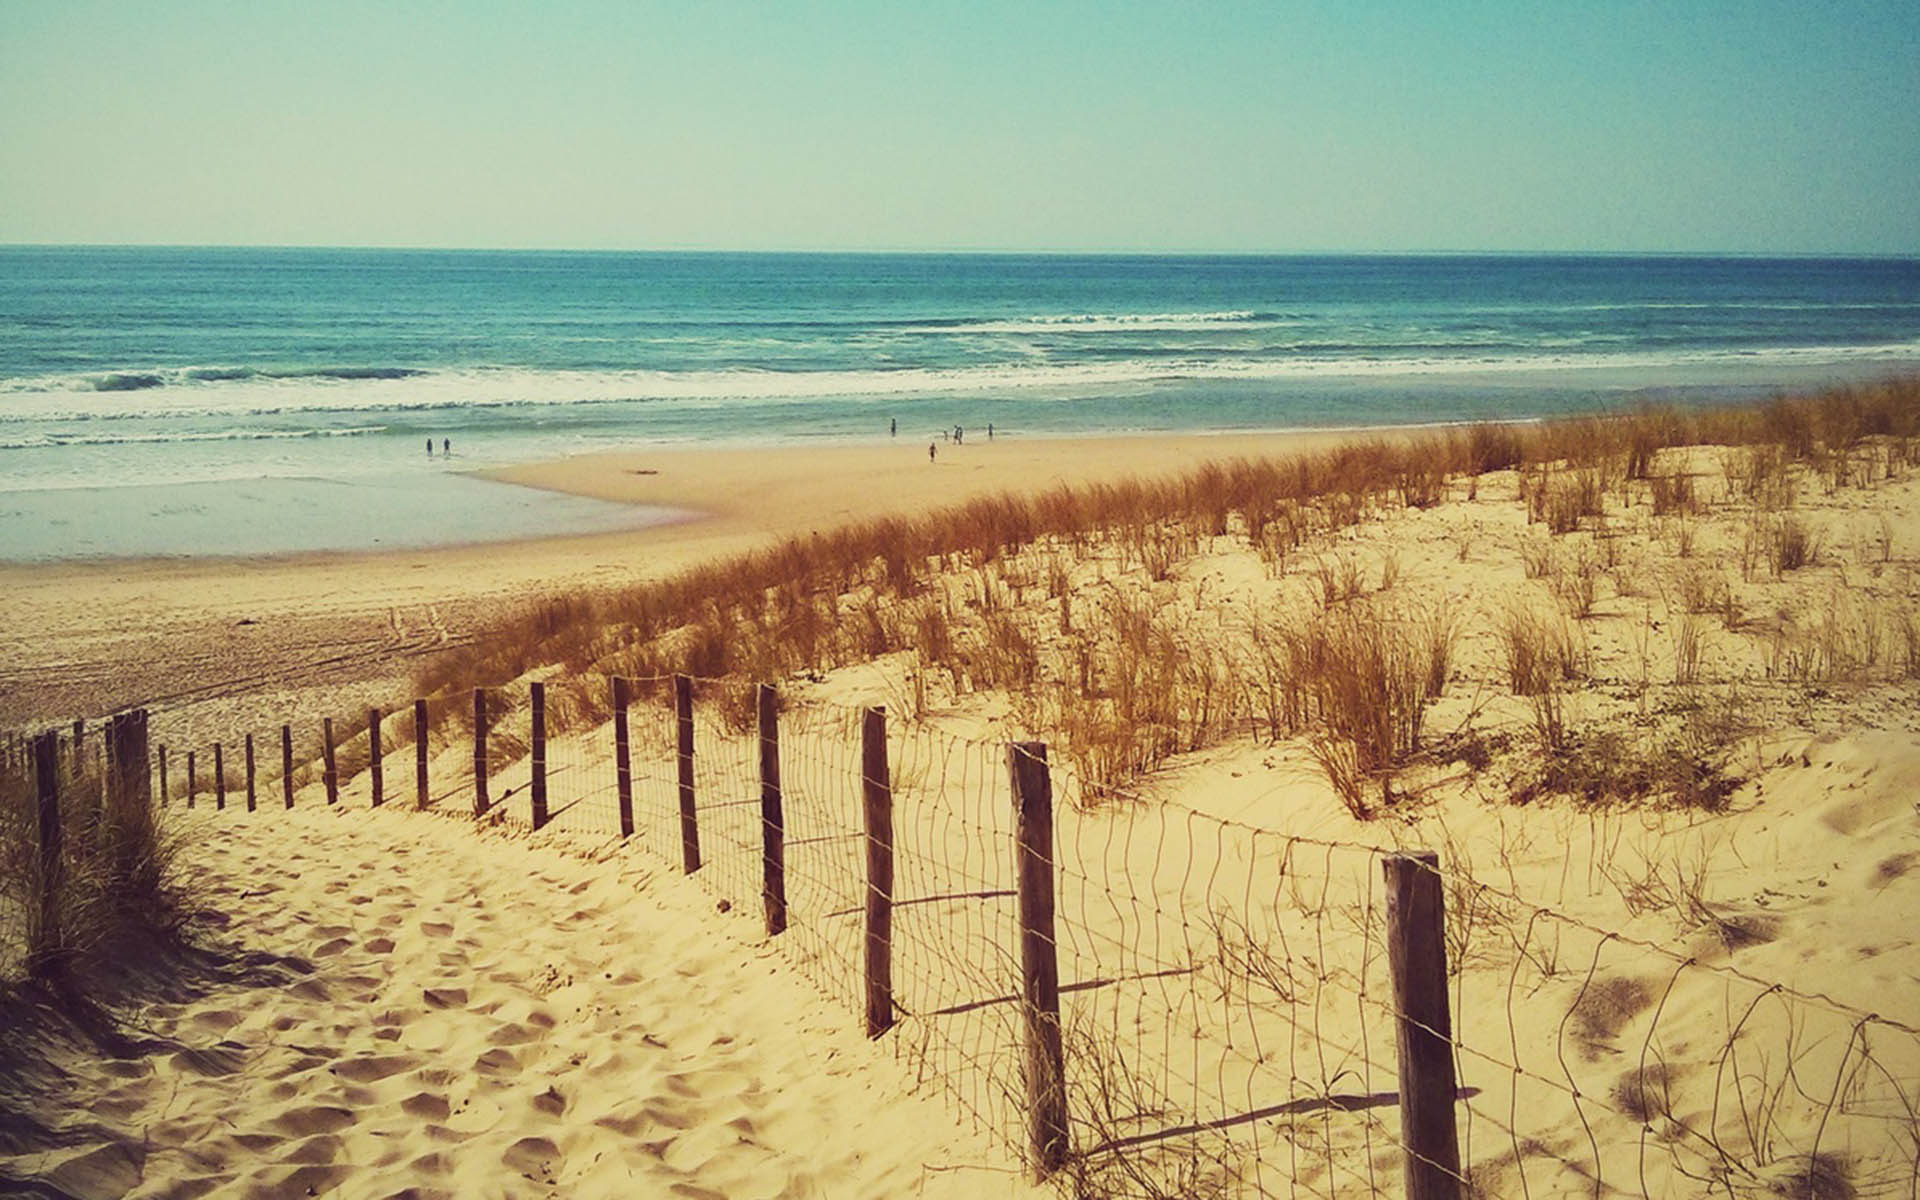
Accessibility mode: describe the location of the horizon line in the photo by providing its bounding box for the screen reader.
[4,240,1918,261]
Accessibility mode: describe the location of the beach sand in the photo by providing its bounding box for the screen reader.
[7,418,1919,1197]
[15,804,1041,1199]
[0,430,1369,746]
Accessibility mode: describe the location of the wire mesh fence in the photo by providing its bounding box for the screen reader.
[9,682,1917,1199]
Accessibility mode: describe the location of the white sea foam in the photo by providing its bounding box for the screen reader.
[0,425,386,450]
[3,339,1918,424]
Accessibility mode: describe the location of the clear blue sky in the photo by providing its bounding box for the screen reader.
[3,0,1916,253]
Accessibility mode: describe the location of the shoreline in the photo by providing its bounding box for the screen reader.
[0,428,1372,735]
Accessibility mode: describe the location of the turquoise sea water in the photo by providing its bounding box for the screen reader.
[2,248,1917,560]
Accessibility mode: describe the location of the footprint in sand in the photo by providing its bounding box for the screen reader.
[475,1048,520,1076]
[268,1105,356,1137]
[421,920,454,937]
[331,1054,422,1083]
[189,1008,246,1034]
[423,987,467,1009]
[502,1135,561,1176]
[311,937,353,958]
[365,936,396,954]
[285,1133,346,1164]
[488,1023,540,1047]
[169,1045,247,1077]
[401,1092,451,1121]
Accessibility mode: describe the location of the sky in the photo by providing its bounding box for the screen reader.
[2,0,1917,254]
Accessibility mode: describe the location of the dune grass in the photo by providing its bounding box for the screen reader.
[368,376,1920,811]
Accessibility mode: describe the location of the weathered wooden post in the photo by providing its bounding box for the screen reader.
[368,707,383,808]
[612,676,634,838]
[281,724,294,808]
[674,674,700,873]
[245,733,257,812]
[322,718,338,805]
[1384,851,1464,1200]
[187,750,197,808]
[530,683,548,830]
[473,688,490,818]
[414,699,429,809]
[862,706,895,1038]
[757,683,787,936]
[1009,741,1069,1180]
[158,744,169,806]
[71,718,84,779]
[31,732,64,978]
[213,742,226,810]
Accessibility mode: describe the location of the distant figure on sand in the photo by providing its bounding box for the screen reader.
[890,418,896,437]
[928,442,936,463]
[426,437,433,457]
[443,437,450,456]
[987,423,993,440]
[955,425,964,445]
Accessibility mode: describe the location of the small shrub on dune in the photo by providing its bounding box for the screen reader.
[1502,604,1581,695]
[1767,515,1819,575]
[1285,600,1450,816]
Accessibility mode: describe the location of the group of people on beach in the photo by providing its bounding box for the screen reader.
[891,417,992,463]
[426,438,450,457]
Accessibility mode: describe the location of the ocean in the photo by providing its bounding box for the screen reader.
[3,247,1917,560]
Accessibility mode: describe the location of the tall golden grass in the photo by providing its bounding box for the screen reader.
[379,377,1918,808]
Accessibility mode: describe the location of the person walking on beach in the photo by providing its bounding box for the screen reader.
[987,423,993,440]
[890,417,896,437]
[442,437,450,456]
[426,437,433,457]
[955,425,964,445]
[928,442,936,463]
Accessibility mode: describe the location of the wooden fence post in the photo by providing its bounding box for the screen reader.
[414,699,429,809]
[214,742,226,810]
[281,724,294,808]
[674,674,700,873]
[1008,741,1069,1179]
[245,733,257,812]
[530,683,548,830]
[187,750,197,808]
[368,707,383,808]
[158,744,169,806]
[322,718,338,805]
[473,688,490,818]
[862,706,895,1038]
[31,732,63,978]
[71,718,84,779]
[757,683,787,936]
[1384,851,1465,1200]
[612,677,634,838]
